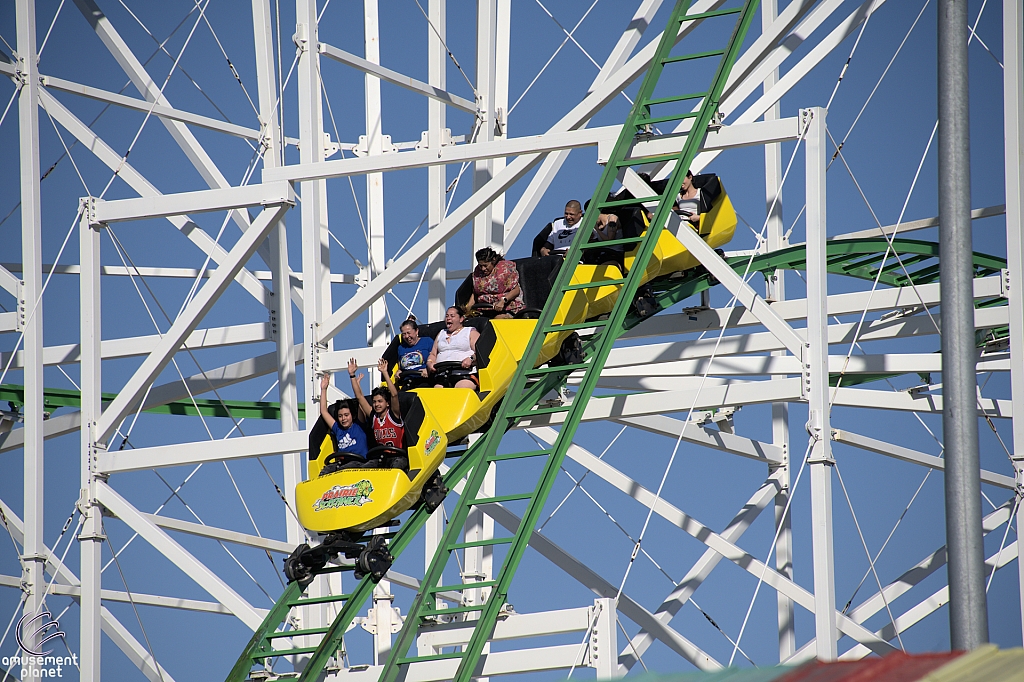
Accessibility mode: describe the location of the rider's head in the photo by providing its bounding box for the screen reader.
[400,317,419,345]
[445,306,466,331]
[564,200,582,226]
[371,386,390,415]
[336,404,354,428]
[475,247,503,277]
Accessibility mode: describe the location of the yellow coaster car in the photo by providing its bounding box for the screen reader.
[284,181,736,583]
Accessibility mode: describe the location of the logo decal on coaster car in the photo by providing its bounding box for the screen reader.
[424,430,441,456]
[313,480,374,510]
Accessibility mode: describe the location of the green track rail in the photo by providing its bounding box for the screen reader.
[379,2,762,681]
[4,238,1004,425]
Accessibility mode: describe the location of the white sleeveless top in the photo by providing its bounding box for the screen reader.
[436,326,474,363]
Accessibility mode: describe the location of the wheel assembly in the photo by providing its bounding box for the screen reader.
[355,536,394,583]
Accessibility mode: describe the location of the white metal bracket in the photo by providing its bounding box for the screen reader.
[1001,267,1010,299]
[353,134,397,157]
[323,132,340,159]
[292,23,309,51]
[415,128,453,151]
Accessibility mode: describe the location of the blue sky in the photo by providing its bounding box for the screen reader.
[0,0,1019,679]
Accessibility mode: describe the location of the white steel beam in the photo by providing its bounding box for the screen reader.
[40,74,290,143]
[79,212,103,681]
[98,430,308,474]
[1003,0,1024,643]
[252,0,302,549]
[804,107,837,660]
[518,378,803,429]
[473,0,501,252]
[426,0,448,322]
[296,0,334,427]
[95,481,264,630]
[0,322,272,369]
[364,0,390,355]
[834,204,1006,241]
[834,429,1016,489]
[832,387,1011,419]
[144,513,294,554]
[264,118,798,185]
[0,575,262,616]
[96,203,291,443]
[318,42,476,113]
[16,2,46,671]
[606,416,784,463]
[619,275,1002,344]
[90,182,294,224]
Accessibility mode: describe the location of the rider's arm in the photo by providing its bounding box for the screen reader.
[348,358,372,420]
[319,374,336,430]
[462,328,481,368]
[426,335,439,372]
[378,358,402,418]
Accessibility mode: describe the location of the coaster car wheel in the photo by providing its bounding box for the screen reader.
[283,543,326,585]
[420,470,448,514]
[354,536,393,583]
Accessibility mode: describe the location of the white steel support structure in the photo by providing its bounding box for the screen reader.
[803,107,838,660]
[254,0,303,547]
[3,4,1024,681]
[1004,0,1024,638]
[426,0,448,322]
[364,0,389,352]
[763,0,794,662]
[79,210,103,682]
[15,1,46,672]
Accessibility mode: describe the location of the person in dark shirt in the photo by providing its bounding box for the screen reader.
[318,372,369,461]
[395,317,434,390]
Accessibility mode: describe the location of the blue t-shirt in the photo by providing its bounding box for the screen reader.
[397,338,434,375]
[330,421,369,458]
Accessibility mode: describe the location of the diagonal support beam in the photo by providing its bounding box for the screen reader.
[96,202,290,443]
[671,213,806,359]
[560,446,896,654]
[37,89,273,307]
[319,41,476,113]
[479,502,723,671]
[95,481,264,630]
[619,472,783,670]
[834,429,1016,489]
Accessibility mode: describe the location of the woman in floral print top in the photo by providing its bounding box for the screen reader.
[466,247,524,319]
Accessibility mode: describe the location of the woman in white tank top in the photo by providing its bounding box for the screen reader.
[427,306,480,389]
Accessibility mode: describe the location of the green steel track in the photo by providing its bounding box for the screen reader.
[3,238,1006,423]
